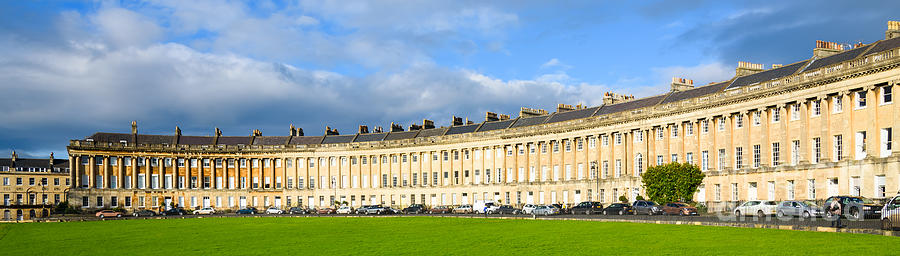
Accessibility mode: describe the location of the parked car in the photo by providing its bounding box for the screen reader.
[192,207,216,215]
[95,210,124,218]
[661,202,698,216]
[824,196,884,220]
[428,205,452,214]
[264,206,284,214]
[571,201,604,215]
[473,200,499,214]
[551,204,570,214]
[453,205,474,214]
[493,205,521,214]
[882,194,900,230]
[316,207,336,214]
[236,207,258,215]
[533,205,560,216]
[776,200,823,219]
[632,200,663,215]
[162,208,189,216]
[733,200,777,218]
[521,204,538,214]
[132,209,157,217]
[288,207,310,214]
[336,206,354,214]
[363,205,391,215]
[402,204,426,214]
[602,203,633,215]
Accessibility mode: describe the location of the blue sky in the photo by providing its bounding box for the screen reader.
[1,0,898,158]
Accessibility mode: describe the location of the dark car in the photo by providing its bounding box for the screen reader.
[494,205,521,215]
[162,208,188,216]
[571,201,604,215]
[132,209,157,217]
[824,196,884,220]
[602,203,633,215]
[288,207,309,214]
[403,204,426,214]
[662,202,698,216]
[632,200,663,215]
[236,207,258,215]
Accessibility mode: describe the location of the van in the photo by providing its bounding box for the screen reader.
[473,200,499,214]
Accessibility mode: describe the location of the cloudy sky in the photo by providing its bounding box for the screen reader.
[2,0,898,158]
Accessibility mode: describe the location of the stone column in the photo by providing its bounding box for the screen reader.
[131,157,137,189]
[158,158,164,189]
[144,157,150,190]
[88,155,95,189]
[70,155,78,189]
[117,156,124,189]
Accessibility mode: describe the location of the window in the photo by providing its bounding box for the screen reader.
[791,104,800,120]
[882,85,892,104]
[753,111,761,125]
[615,133,622,145]
[565,140,572,152]
[812,100,821,116]
[772,143,780,166]
[614,160,622,178]
[856,90,867,109]
[656,155,664,166]
[602,135,609,146]
[671,125,679,137]
[731,183,738,201]
[875,175,887,198]
[686,123,694,136]
[634,154,643,175]
[856,131,867,160]
[833,95,843,113]
[752,145,761,168]
[812,137,822,163]
[807,179,816,199]
[701,151,709,171]
[634,131,643,142]
[833,135,843,161]
[772,107,781,122]
[882,128,893,157]
[735,114,744,128]
[671,154,678,163]
[588,137,596,149]
[718,149,726,169]
[787,180,795,200]
[792,140,800,165]
[734,147,743,169]
[702,120,709,133]
[602,161,609,179]
[717,117,725,131]
[656,128,664,140]
[686,152,694,165]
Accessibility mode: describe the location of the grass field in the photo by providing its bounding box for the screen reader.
[1,217,898,255]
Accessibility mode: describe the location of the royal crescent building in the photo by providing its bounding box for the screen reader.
[60,22,900,213]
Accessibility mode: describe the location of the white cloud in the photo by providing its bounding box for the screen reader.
[91,7,164,48]
[651,61,734,88]
[540,58,572,70]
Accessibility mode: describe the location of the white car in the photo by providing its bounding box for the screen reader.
[882,194,900,230]
[734,200,778,217]
[522,204,537,214]
[336,206,354,214]
[192,207,215,215]
[265,207,284,214]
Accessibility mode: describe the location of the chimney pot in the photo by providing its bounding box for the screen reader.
[887,21,900,39]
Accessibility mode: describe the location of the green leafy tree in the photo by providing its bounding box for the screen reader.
[641,162,705,204]
[618,195,628,203]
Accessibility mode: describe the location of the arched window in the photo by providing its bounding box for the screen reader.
[635,153,644,175]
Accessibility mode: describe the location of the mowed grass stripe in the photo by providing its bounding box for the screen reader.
[0,217,897,255]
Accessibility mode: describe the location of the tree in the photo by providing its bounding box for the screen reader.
[641,162,705,204]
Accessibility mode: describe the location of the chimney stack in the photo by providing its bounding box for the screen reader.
[175,126,182,136]
[772,64,783,69]
[452,116,464,126]
[735,61,764,76]
[814,40,843,58]
[887,21,900,39]
[49,152,54,167]
[290,124,297,136]
[325,127,339,135]
[519,107,548,117]
[423,119,435,129]
[131,121,138,135]
[602,92,634,105]
[296,128,304,136]
[556,104,575,113]
[670,77,695,92]
[485,112,499,122]
[11,150,17,162]
[466,118,474,125]
[373,126,383,133]
[408,123,422,130]
[215,127,222,137]
[358,125,369,134]
[498,114,510,121]
[250,129,262,136]
[390,122,404,132]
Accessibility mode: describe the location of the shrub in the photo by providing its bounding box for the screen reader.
[635,195,645,201]
[618,195,628,203]
[641,162,705,204]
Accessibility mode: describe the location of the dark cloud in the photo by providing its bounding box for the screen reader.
[677,1,900,65]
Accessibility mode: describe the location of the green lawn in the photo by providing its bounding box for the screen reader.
[0,217,897,255]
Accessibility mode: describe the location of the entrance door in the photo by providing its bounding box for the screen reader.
[828,178,839,197]
[164,197,173,210]
[526,192,534,204]
[239,197,247,208]
[275,196,282,207]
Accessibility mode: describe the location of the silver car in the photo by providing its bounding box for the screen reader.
[533,205,559,216]
[776,200,823,219]
[882,195,900,230]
